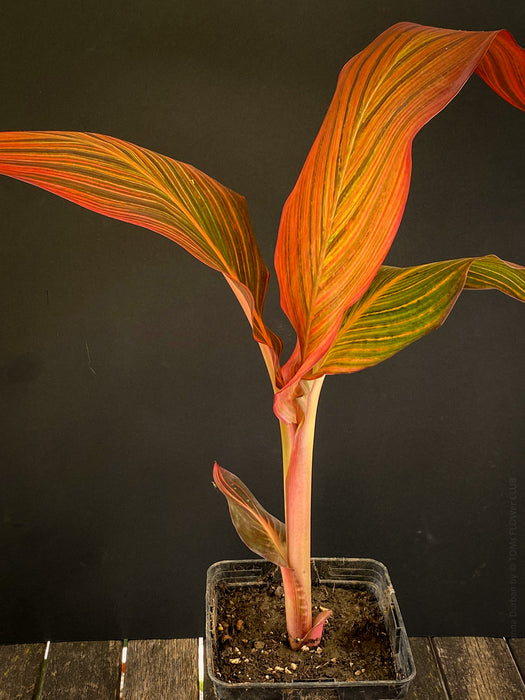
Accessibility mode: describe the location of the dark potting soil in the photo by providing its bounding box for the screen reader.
[213,571,397,685]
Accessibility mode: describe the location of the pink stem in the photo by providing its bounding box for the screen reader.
[280,377,325,649]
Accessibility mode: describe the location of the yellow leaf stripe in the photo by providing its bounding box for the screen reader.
[274,22,525,418]
[313,255,525,375]
[0,131,282,375]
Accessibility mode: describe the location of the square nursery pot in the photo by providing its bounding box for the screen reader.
[206,558,416,699]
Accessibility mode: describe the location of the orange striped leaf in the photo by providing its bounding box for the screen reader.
[0,131,282,378]
[274,22,525,419]
[313,255,525,376]
[213,462,288,568]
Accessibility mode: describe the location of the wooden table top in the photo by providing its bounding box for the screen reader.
[1,637,524,699]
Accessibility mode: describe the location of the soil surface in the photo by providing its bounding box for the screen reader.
[212,569,397,685]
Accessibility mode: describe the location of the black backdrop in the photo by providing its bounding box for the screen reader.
[1,1,524,644]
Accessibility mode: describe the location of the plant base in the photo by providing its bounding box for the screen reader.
[206,558,415,699]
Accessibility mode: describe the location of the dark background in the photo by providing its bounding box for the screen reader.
[1,1,523,644]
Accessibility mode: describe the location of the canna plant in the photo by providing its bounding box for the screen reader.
[1,22,525,652]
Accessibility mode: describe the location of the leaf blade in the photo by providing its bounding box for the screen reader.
[273,22,525,416]
[314,255,525,375]
[213,462,288,568]
[0,130,282,373]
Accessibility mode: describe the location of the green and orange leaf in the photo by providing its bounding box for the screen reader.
[465,255,525,296]
[0,131,282,379]
[312,255,525,376]
[213,462,288,568]
[274,22,525,420]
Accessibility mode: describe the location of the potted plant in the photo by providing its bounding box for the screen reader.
[1,20,524,699]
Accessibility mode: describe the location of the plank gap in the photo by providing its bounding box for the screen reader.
[34,641,50,700]
[118,639,128,700]
[431,636,454,699]
[508,638,525,683]
[405,637,449,699]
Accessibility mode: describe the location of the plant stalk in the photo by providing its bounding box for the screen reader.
[280,376,325,648]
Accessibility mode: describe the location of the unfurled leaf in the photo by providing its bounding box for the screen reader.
[274,22,525,420]
[0,131,282,377]
[213,462,288,568]
[313,255,525,376]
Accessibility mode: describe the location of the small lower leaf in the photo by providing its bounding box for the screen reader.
[213,462,288,568]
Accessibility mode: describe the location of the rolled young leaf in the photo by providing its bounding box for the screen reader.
[213,462,289,568]
[313,255,525,376]
[299,609,333,649]
[274,22,525,420]
[0,131,282,379]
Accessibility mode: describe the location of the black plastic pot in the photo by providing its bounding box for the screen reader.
[206,558,415,699]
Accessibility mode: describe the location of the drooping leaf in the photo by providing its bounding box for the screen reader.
[312,255,524,376]
[274,22,525,420]
[213,462,288,568]
[476,30,525,112]
[0,131,282,378]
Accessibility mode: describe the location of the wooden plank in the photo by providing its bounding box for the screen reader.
[406,637,448,699]
[0,643,45,700]
[123,639,198,700]
[39,641,121,699]
[433,637,525,700]
[509,638,525,682]
[2,637,525,699]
